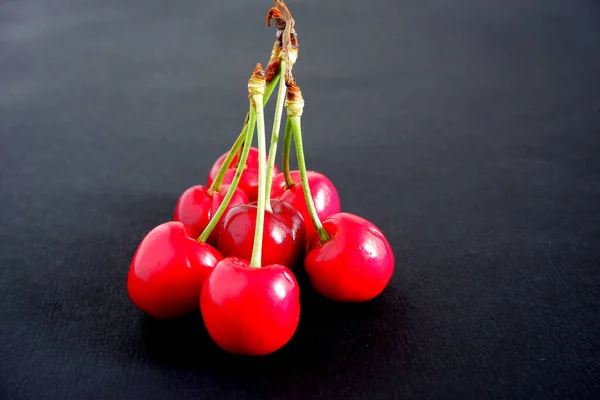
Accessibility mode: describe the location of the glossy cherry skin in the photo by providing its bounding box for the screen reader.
[127,221,223,318]
[305,213,394,302]
[276,171,341,243]
[200,257,300,355]
[271,170,337,199]
[218,199,305,269]
[207,147,279,202]
[270,170,302,198]
[173,184,249,245]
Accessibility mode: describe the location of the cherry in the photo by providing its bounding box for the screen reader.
[173,184,249,245]
[270,170,301,198]
[127,221,223,318]
[276,171,340,242]
[218,199,305,268]
[207,147,279,202]
[200,257,300,355]
[304,213,394,302]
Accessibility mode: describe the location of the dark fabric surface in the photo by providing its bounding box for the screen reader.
[1,0,600,399]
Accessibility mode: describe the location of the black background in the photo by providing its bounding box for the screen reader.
[1,0,600,399]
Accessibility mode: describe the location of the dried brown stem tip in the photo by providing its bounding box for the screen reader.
[265,43,282,83]
[266,8,286,31]
[285,79,304,117]
[265,58,280,83]
[266,2,298,48]
[267,0,298,83]
[248,63,266,97]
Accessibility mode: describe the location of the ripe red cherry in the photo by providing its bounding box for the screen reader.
[127,221,222,318]
[218,199,305,268]
[304,213,394,302]
[173,184,249,245]
[207,147,279,202]
[270,170,302,198]
[200,257,300,355]
[275,171,341,242]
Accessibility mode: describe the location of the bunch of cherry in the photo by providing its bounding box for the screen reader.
[127,2,394,356]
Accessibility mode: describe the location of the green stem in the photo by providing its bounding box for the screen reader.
[264,72,280,105]
[264,60,287,211]
[207,71,281,193]
[249,93,267,268]
[290,116,331,244]
[208,126,246,193]
[282,118,295,188]
[198,106,256,242]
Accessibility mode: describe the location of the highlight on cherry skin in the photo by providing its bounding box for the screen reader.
[127,221,223,319]
[173,184,249,245]
[207,147,279,202]
[217,199,305,269]
[200,256,301,356]
[304,213,395,303]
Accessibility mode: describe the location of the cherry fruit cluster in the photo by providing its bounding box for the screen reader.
[126,1,394,356]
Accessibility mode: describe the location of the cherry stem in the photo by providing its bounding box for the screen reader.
[264,59,287,211]
[264,71,281,105]
[198,106,256,243]
[289,116,331,244]
[207,71,281,193]
[249,92,267,268]
[208,126,246,193]
[282,117,295,188]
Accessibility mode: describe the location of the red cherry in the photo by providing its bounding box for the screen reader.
[277,171,341,242]
[270,170,301,198]
[207,147,279,202]
[200,257,300,355]
[218,199,305,268]
[127,221,223,318]
[304,213,394,302]
[173,184,249,245]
